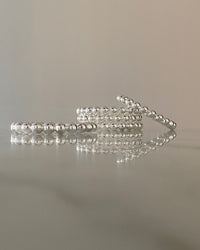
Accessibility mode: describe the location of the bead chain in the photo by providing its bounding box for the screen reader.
[10,122,97,134]
[116,95,177,130]
[76,107,141,115]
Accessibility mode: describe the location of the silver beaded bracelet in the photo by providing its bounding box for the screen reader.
[10,95,177,134]
[116,95,177,130]
[10,122,97,134]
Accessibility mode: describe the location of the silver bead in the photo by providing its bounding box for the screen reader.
[161,118,166,124]
[21,123,31,134]
[142,106,149,114]
[80,108,84,113]
[69,124,77,132]
[87,123,93,131]
[158,114,164,120]
[126,107,134,113]
[65,123,70,131]
[131,115,136,121]
[92,123,97,130]
[83,116,89,121]
[138,123,143,128]
[128,98,134,104]
[114,116,121,121]
[129,123,133,128]
[118,123,125,129]
[100,107,109,113]
[123,115,129,121]
[110,107,118,113]
[150,111,157,118]
[123,97,128,102]
[31,123,43,134]
[172,122,177,129]
[165,118,170,124]
[105,124,110,129]
[104,115,110,121]
[85,107,90,113]
[168,121,174,127]
[77,116,81,122]
[135,102,141,108]
[10,122,16,131]
[91,107,97,113]
[134,123,139,128]
[43,123,54,134]
[134,108,140,114]
[110,123,115,129]
[95,116,100,121]
[55,123,66,133]
[118,96,124,103]
[101,123,106,128]
[125,99,131,105]
[135,115,140,120]
[90,116,96,122]
[120,107,126,113]
[96,107,100,112]
[77,123,87,131]
[116,96,121,101]
[15,122,23,133]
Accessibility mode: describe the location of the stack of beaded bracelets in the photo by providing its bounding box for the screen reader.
[76,95,176,130]
[76,106,143,130]
[10,95,177,134]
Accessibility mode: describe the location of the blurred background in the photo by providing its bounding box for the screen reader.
[0,0,199,129]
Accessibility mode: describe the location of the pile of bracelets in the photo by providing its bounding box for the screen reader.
[10,95,177,134]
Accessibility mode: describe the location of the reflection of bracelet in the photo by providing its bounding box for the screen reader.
[10,130,176,164]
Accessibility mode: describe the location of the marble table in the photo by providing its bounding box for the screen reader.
[0,128,199,250]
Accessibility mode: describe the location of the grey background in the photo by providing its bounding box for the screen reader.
[0,0,199,128]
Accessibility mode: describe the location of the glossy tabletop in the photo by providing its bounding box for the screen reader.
[0,128,199,250]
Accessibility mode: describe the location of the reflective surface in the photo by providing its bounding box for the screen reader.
[0,128,200,250]
[10,129,176,164]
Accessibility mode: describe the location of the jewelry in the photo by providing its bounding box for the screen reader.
[10,122,97,134]
[117,95,177,130]
[10,95,177,134]
[76,106,143,130]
